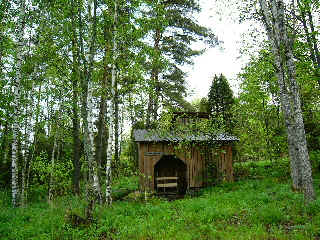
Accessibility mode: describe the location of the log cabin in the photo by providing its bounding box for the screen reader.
[134,112,238,194]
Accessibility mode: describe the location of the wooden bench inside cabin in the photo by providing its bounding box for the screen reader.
[156,177,178,193]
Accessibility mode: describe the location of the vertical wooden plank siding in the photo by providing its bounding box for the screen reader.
[186,147,192,189]
[227,145,234,182]
[144,143,148,190]
[139,141,234,191]
[197,145,202,187]
[138,143,144,190]
[221,146,226,181]
[218,145,234,183]
[149,142,157,190]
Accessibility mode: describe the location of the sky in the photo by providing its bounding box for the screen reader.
[185,0,251,101]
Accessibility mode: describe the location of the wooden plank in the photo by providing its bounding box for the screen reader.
[196,145,201,187]
[144,152,163,156]
[146,143,152,189]
[156,177,179,181]
[219,145,228,182]
[138,143,144,190]
[199,145,204,186]
[227,145,234,182]
[149,143,156,190]
[143,143,148,189]
[190,145,197,187]
[185,147,191,189]
[157,183,178,188]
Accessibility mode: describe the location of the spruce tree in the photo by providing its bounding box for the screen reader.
[208,74,234,131]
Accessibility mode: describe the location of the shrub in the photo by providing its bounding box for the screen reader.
[310,150,320,172]
[234,159,290,181]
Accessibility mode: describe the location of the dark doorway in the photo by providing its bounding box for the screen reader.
[154,155,187,194]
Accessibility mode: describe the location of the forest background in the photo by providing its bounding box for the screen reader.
[1,0,320,238]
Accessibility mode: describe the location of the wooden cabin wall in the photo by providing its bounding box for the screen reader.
[217,145,234,182]
[138,142,233,191]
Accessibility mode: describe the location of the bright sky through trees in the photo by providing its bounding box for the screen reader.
[186,0,251,100]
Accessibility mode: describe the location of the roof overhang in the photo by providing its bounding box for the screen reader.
[133,129,239,142]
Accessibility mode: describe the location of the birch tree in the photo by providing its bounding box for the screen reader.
[105,0,118,206]
[70,0,81,195]
[79,0,102,203]
[11,0,26,207]
[296,0,320,86]
[258,0,315,202]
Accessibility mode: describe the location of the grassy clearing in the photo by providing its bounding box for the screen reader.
[2,162,320,239]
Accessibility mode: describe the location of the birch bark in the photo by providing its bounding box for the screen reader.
[259,0,315,202]
[11,0,26,207]
[105,0,118,205]
[79,0,102,203]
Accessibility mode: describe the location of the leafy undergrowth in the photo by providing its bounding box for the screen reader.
[233,158,291,181]
[2,170,320,239]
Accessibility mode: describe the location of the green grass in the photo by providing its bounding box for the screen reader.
[2,166,320,239]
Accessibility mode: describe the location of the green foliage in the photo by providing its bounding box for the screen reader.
[234,159,290,181]
[235,50,287,162]
[191,97,210,113]
[208,74,234,131]
[2,176,320,239]
[144,0,218,115]
[31,151,73,200]
[310,150,320,171]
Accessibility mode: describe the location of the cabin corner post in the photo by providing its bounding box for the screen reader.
[138,142,145,191]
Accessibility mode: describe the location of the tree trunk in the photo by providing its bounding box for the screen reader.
[297,0,320,86]
[25,81,42,204]
[114,78,119,177]
[71,70,81,195]
[119,107,124,156]
[146,95,153,128]
[71,0,81,195]
[259,0,315,202]
[152,29,161,122]
[105,0,118,205]
[96,95,107,169]
[11,0,26,207]
[96,31,110,170]
[305,6,320,73]
[79,0,102,203]
[48,131,58,203]
[146,28,161,127]
[21,85,34,206]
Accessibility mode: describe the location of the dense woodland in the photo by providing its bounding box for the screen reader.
[1,0,320,239]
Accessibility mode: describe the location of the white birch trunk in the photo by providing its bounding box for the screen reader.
[105,0,118,205]
[79,0,102,203]
[259,0,315,202]
[119,106,124,155]
[87,80,102,203]
[11,0,26,207]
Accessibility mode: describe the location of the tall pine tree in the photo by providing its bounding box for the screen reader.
[145,0,218,126]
